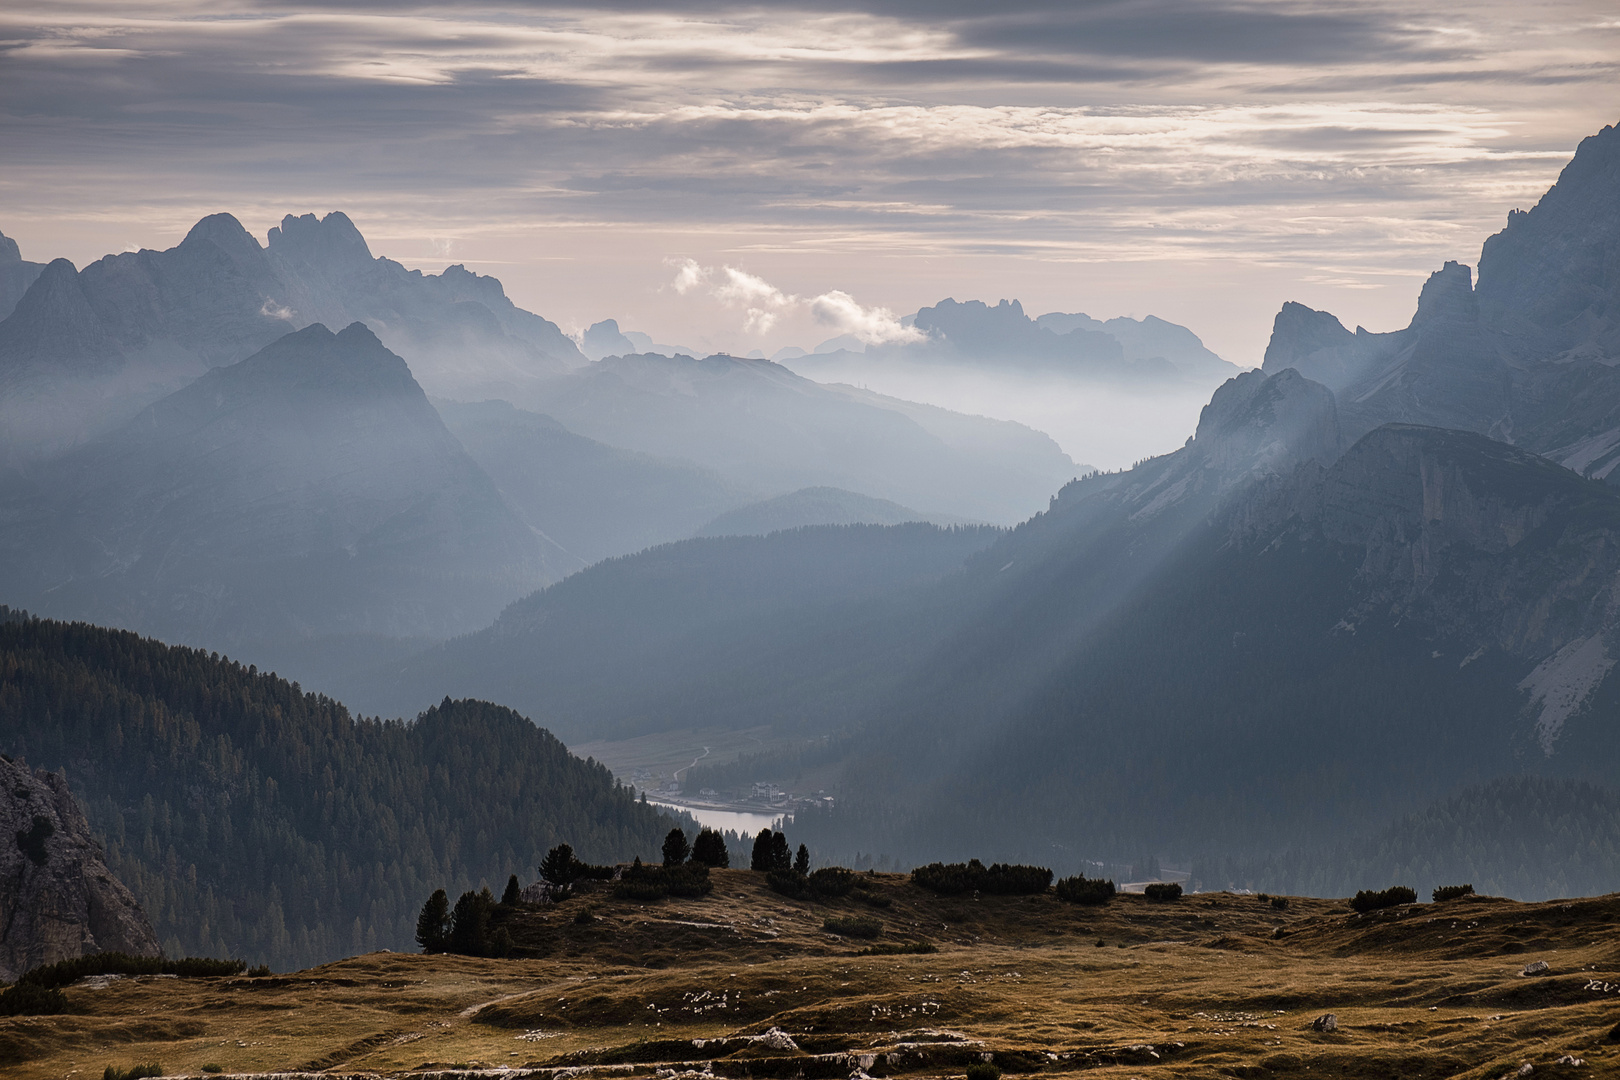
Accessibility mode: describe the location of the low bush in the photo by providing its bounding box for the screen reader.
[613,861,712,901]
[246,964,272,978]
[965,1062,1002,1080]
[103,1065,163,1080]
[1351,885,1417,913]
[855,940,936,956]
[18,953,245,990]
[1432,884,1476,903]
[911,859,1052,896]
[855,889,893,909]
[0,982,67,1015]
[1055,875,1115,905]
[823,915,883,939]
[202,1066,224,1074]
[1143,882,1183,902]
[767,865,858,902]
[765,869,812,900]
[1270,896,1290,910]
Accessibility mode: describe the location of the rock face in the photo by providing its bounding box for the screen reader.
[0,754,158,983]
[0,230,46,325]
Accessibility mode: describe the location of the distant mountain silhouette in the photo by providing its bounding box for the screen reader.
[0,212,584,461]
[522,352,1077,524]
[0,323,572,656]
[695,486,969,537]
[787,298,1237,386]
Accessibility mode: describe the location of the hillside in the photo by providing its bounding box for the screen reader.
[696,487,959,537]
[340,523,1002,742]
[0,611,678,971]
[3,867,1617,1079]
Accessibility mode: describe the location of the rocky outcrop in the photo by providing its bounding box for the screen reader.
[0,754,158,983]
[0,230,46,325]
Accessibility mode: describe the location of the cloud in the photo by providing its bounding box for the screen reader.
[669,261,922,343]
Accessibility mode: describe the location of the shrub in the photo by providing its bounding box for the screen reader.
[102,1066,163,1080]
[18,953,245,989]
[691,828,729,868]
[856,941,936,956]
[765,869,811,900]
[246,964,271,978]
[808,866,855,897]
[1351,886,1417,913]
[1270,896,1290,910]
[910,859,1052,896]
[1143,882,1183,902]
[823,915,883,939]
[202,1065,224,1074]
[855,889,892,909]
[965,1063,1002,1080]
[614,861,712,901]
[1055,875,1116,905]
[1432,884,1476,903]
[0,982,67,1015]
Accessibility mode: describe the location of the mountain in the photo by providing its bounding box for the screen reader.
[787,298,1238,386]
[521,352,1076,525]
[436,399,748,564]
[338,523,1003,743]
[0,230,45,324]
[1259,121,1620,467]
[0,610,679,970]
[695,486,965,537]
[0,211,584,462]
[0,752,159,982]
[0,323,572,663]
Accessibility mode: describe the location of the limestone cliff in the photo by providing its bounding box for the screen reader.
[0,754,158,983]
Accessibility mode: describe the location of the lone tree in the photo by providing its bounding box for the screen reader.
[539,843,577,888]
[751,828,774,871]
[501,874,522,906]
[691,828,729,868]
[794,844,810,875]
[415,889,450,953]
[662,827,691,867]
[769,830,792,872]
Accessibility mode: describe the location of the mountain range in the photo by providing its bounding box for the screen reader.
[327,120,1620,889]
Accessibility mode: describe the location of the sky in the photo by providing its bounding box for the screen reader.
[1,0,1617,368]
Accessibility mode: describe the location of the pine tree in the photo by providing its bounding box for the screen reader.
[501,874,521,905]
[414,889,449,953]
[750,828,774,871]
[539,844,577,887]
[662,827,690,867]
[448,889,492,956]
[770,830,792,872]
[691,828,729,868]
[794,844,810,875]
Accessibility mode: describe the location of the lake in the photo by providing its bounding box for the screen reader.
[648,799,787,837]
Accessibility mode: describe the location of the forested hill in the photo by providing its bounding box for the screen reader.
[0,610,675,971]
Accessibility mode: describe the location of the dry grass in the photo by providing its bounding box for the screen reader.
[5,870,1618,1079]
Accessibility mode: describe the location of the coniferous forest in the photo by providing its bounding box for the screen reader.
[0,609,676,970]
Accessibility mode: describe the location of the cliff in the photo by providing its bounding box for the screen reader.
[0,755,158,983]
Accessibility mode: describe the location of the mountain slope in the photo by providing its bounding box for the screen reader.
[523,352,1076,525]
[0,323,572,654]
[0,230,45,324]
[798,423,1620,865]
[0,610,676,970]
[435,399,748,564]
[339,523,1003,743]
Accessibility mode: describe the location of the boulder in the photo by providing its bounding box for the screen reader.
[1311,1014,1338,1032]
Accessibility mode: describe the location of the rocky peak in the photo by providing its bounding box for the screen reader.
[0,754,159,983]
[266,211,376,276]
[0,231,21,264]
[1193,366,1342,476]
[181,212,265,266]
[1410,261,1478,328]
[218,321,421,402]
[582,318,637,360]
[0,258,118,376]
[1261,301,1356,373]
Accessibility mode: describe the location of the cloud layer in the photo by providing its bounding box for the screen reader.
[1,0,1615,365]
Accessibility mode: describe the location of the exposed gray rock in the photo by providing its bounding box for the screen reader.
[0,754,158,983]
[1523,960,1550,976]
[1311,1014,1338,1032]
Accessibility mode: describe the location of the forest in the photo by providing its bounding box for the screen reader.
[0,609,678,970]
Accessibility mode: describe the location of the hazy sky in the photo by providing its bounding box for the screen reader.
[2,1,1616,364]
